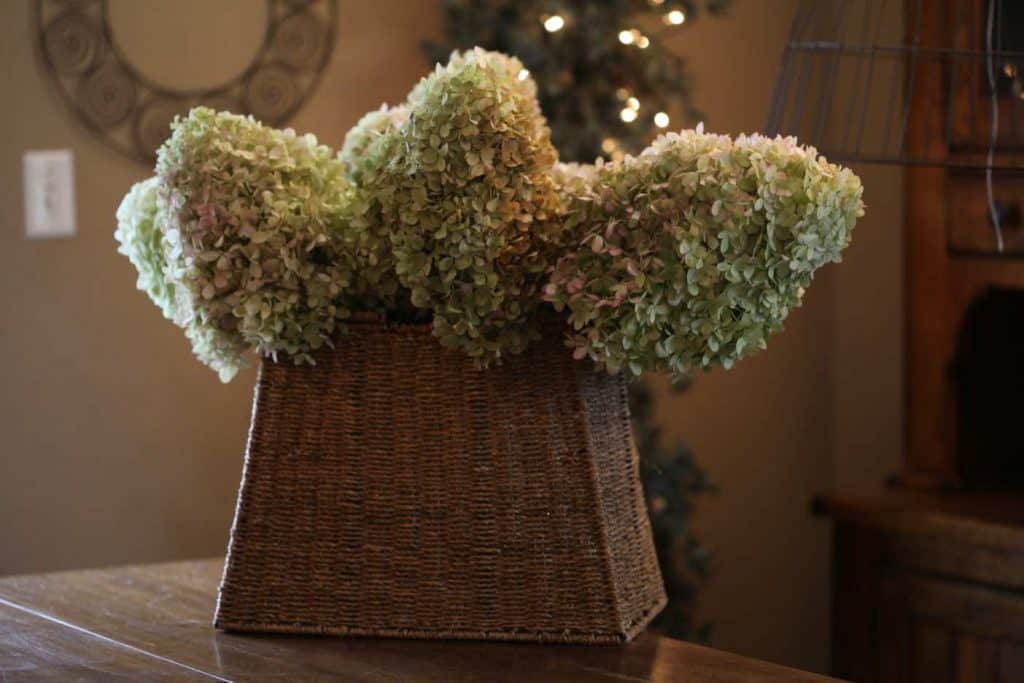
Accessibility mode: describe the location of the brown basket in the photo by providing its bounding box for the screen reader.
[214,318,666,644]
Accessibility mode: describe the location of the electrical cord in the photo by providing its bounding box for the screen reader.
[985,0,1003,252]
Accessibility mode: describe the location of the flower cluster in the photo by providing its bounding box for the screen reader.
[338,104,408,184]
[154,107,362,380]
[363,48,563,362]
[116,51,863,382]
[336,105,411,312]
[544,127,863,379]
[115,177,175,321]
[116,178,248,381]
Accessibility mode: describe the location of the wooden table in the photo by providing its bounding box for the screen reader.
[0,559,840,682]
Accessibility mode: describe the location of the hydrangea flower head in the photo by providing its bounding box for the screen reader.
[365,48,564,364]
[544,127,864,379]
[338,104,409,184]
[154,107,359,379]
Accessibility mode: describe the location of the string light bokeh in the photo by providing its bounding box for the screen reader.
[427,0,731,162]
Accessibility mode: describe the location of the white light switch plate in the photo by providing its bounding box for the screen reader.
[24,149,76,239]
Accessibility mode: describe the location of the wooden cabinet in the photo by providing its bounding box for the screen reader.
[880,575,1024,682]
[824,1,1024,680]
[903,1,1024,489]
[822,491,1024,683]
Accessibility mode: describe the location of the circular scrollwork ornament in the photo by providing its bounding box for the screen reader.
[246,66,301,122]
[33,0,338,165]
[80,63,136,128]
[43,11,103,76]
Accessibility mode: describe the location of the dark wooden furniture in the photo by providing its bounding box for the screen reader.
[820,491,1024,683]
[905,0,1024,489]
[821,1,1024,680]
[0,559,840,682]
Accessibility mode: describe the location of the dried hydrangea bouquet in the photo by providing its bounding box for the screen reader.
[116,49,862,643]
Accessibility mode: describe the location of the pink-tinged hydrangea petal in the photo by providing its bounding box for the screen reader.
[544,128,864,380]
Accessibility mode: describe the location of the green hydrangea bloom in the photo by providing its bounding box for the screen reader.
[366,48,564,363]
[114,174,251,381]
[114,177,175,320]
[551,161,598,240]
[155,107,360,378]
[181,318,249,383]
[337,104,411,312]
[544,127,863,380]
[338,104,408,184]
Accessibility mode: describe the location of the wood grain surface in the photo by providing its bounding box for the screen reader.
[822,490,1024,683]
[0,559,843,682]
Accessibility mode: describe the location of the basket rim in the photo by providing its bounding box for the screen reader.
[340,309,568,338]
[346,310,432,330]
[332,316,431,341]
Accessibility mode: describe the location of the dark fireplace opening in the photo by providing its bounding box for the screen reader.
[953,287,1024,490]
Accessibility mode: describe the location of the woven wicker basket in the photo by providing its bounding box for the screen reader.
[214,318,666,644]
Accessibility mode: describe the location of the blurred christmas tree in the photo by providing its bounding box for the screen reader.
[425,0,724,640]
[425,0,729,163]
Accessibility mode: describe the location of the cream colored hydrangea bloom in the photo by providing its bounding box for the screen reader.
[115,177,176,320]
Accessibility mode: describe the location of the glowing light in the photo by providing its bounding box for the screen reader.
[615,88,630,100]
[649,0,665,5]
[517,68,530,81]
[543,14,565,32]
[664,10,685,25]
[618,30,635,45]
[637,35,650,48]
[627,97,640,111]
[601,138,618,153]
[654,111,670,128]
[620,107,638,123]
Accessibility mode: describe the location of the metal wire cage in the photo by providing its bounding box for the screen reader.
[766,0,1024,173]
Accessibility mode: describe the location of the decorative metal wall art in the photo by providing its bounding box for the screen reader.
[33,0,338,164]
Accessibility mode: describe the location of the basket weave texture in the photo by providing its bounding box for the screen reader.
[215,319,666,643]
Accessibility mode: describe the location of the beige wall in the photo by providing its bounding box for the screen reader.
[657,0,904,673]
[655,2,832,670]
[0,1,442,575]
[0,0,902,675]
